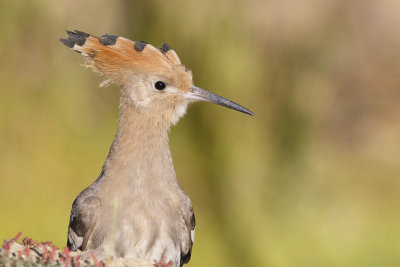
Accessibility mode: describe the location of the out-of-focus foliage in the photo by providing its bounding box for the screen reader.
[1,0,399,266]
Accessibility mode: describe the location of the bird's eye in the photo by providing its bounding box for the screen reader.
[155,81,166,90]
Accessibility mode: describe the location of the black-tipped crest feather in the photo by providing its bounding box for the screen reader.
[60,38,74,48]
[66,30,87,46]
[74,30,89,38]
[100,34,118,46]
[134,41,147,52]
[160,43,171,53]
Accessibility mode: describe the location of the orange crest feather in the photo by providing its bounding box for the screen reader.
[60,30,185,88]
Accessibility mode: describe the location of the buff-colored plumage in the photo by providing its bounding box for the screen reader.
[60,30,253,267]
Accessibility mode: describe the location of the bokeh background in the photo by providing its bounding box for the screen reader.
[1,0,400,266]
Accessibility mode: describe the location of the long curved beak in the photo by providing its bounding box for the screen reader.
[185,86,254,116]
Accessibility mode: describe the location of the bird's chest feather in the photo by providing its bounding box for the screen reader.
[93,185,186,265]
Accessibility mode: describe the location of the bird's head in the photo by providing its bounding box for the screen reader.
[60,30,253,125]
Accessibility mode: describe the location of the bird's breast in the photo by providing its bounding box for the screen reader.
[91,187,187,266]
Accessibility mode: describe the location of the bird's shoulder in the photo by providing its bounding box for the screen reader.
[68,185,101,250]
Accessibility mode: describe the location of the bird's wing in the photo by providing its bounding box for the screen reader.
[67,195,100,251]
[180,209,195,266]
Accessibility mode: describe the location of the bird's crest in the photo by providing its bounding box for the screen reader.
[60,30,185,88]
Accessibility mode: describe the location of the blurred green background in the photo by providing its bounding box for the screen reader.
[1,0,400,266]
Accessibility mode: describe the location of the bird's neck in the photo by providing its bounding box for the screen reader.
[97,102,178,191]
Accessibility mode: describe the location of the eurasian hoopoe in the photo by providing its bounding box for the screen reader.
[60,30,253,267]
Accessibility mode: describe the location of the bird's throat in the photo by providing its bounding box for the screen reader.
[97,105,178,192]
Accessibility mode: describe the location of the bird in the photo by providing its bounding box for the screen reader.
[60,30,254,267]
